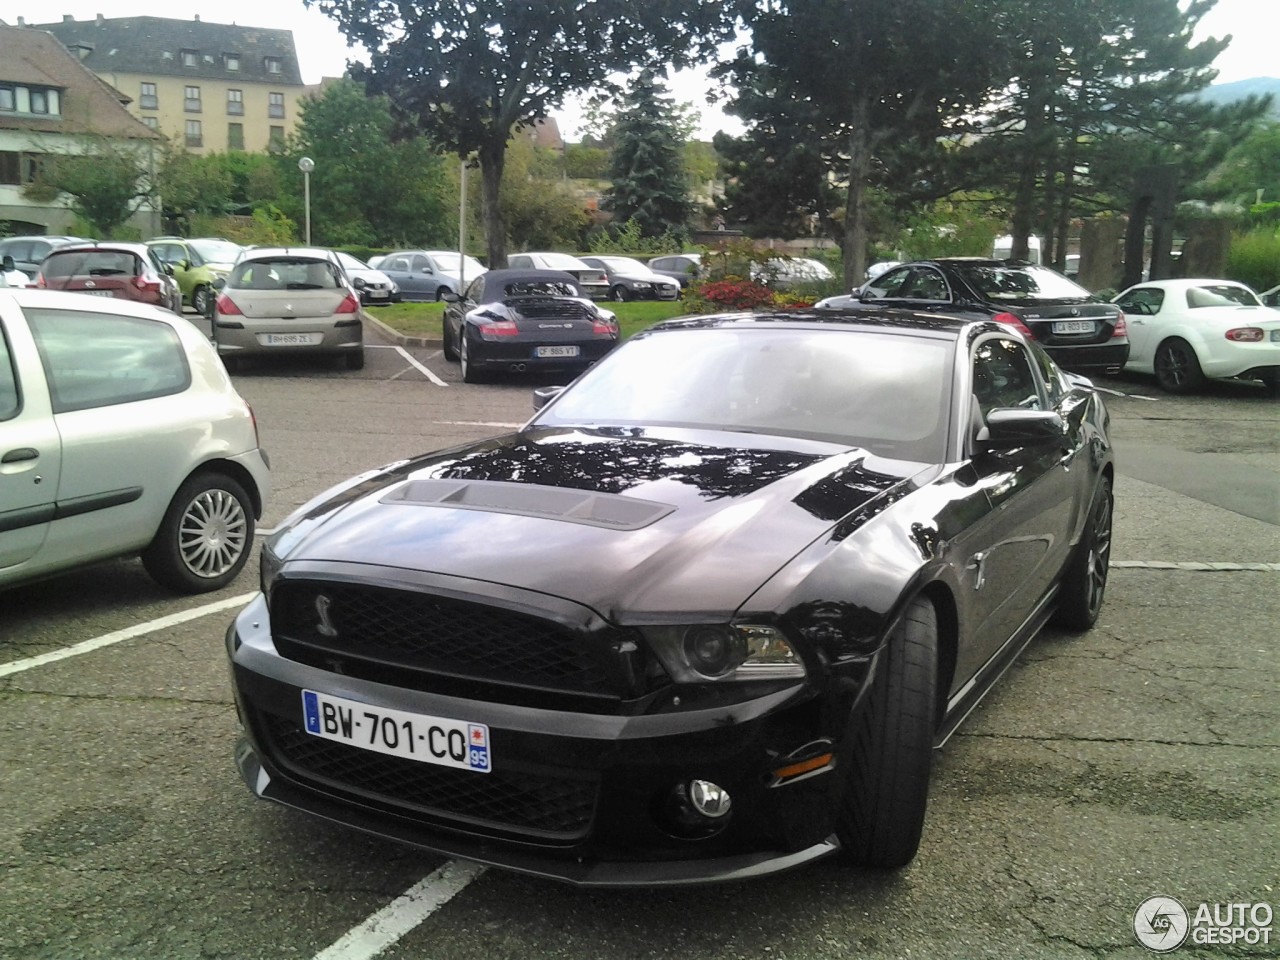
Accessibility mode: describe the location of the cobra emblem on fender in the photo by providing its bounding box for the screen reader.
[315,594,339,638]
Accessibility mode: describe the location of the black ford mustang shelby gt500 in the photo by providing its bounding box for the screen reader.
[227,308,1114,886]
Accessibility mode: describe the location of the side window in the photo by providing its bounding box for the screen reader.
[1117,288,1163,315]
[865,266,912,297]
[901,267,948,300]
[972,337,1042,417]
[509,255,531,269]
[412,255,432,273]
[1027,341,1066,405]
[384,256,408,272]
[26,308,191,413]
[650,257,672,271]
[464,276,485,301]
[0,323,19,420]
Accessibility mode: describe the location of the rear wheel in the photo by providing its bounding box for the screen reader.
[1154,337,1205,394]
[460,331,485,383]
[344,349,365,371]
[141,471,254,593]
[1052,475,1113,630]
[1259,370,1280,398]
[836,595,937,869]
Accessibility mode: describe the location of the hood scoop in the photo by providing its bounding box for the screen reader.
[381,479,674,530]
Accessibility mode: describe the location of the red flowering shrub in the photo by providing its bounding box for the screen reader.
[698,278,776,311]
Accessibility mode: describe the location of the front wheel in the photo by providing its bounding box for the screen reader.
[1154,338,1205,394]
[442,319,459,361]
[141,471,254,593]
[836,595,937,869]
[1052,476,1113,631]
[608,284,630,302]
[192,285,212,316]
[436,287,453,302]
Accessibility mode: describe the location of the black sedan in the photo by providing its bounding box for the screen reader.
[227,308,1114,886]
[441,269,620,382]
[817,258,1130,375]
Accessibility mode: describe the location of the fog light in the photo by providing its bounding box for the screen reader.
[689,780,732,818]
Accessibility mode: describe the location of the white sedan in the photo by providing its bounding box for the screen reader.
[1,289,271,592]
[1111,279,1280,395]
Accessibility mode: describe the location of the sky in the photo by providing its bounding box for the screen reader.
[13,0,1280,141]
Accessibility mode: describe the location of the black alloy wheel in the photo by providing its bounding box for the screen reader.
[1052,475,1113,631]
[835,595,938,869]
[609,284,630,302]
[1154,338,1205,394]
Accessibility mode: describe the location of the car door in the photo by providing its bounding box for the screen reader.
[962,334,1079,665]
[858,264,958,314]
[1113,286,1166,363]
[0,306,61,573]
[446,275,485,342]
[380,255,422,300]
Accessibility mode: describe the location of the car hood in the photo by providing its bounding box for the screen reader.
[270,426,921,619]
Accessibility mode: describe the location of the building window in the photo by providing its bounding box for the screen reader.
[185,120,203,147]
[264,57,281,74]
[227,123,245,150]
[0,151,19,184]
[224,53,240,71]
[141,116,159,129]
[181,49,198,67]
[0,87,14,112]
[29,89,49,115]
[184,86,202,112]
[268,126,284,152]
[268,92,285,119]
[21,154,44,183]
[139,82,158,109]
[226,89,244,116]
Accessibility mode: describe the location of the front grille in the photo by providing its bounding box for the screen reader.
[270,581,640,699]
[261,711,597,839]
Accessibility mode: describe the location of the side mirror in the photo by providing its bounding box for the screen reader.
[163,263,175,276]
[983,409,1066,450]
[532,385,566,411]
[440,290,461,303]
[2,255,14,271]
[178,258,192,271]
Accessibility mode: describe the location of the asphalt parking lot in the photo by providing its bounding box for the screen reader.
[1,325,1276,960]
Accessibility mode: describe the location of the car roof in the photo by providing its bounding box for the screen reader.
[237,247,335,261]
[48,241,151,254]
[646,307,978,340]
[479,268,581,287]
[0,288,178,319]
[1121,278,1252,289]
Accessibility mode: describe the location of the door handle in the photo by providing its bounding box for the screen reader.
[2,447,39,464]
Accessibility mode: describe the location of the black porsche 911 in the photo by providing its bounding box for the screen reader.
[227,308,1115,887]
[440,268,620,382]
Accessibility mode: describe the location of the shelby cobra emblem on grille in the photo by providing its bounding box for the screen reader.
[315,595,339,638]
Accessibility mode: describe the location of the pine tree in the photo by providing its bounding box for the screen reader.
[602,72,692,239]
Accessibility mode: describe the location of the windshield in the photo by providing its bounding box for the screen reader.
[955,264,1094,302]
[596,256,647,272]
[337,252,370,271]
[536,327,953,461]
[188,239,242,264]
[433,253,486,276]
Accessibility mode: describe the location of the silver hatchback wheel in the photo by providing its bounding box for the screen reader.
[142,472,254,593]
[179,487,249,579]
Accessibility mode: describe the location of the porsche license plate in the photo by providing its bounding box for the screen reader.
[1052,320,1094,334]
[260,333,323,346]
[535,345,580,358]
[301,690,491,772]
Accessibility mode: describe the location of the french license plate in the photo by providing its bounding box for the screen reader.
[301,690,491,772]
[82,290,116,297]
[535,345,580,358]
[368,289,388,298]
[1052,320,1094,334]
[260,332,323,346]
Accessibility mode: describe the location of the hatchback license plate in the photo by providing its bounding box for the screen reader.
[260,333,323,346]
[535,345,580,358]
[1052,320,1094,334]
[301,690,491,772]
[83,290,117,297]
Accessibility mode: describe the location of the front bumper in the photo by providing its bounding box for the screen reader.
[227,594,849,887]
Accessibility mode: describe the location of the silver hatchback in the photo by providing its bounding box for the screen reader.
[0,290,270,593]
[209,248,365,371]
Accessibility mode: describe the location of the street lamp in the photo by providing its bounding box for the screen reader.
[298,156,315,245]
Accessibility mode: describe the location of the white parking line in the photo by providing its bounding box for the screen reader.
[0,592,255,678]
[366,343,448,386]
[311,860,486,960]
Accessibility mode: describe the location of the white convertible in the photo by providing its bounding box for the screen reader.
[1112,279,1280,395]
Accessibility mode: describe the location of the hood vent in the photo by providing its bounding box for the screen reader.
[382,479,674,530]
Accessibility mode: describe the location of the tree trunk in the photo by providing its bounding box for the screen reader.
[478,138,508,269]
[841,94,872,288]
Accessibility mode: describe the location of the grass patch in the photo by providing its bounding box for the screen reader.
[370,299,689,340]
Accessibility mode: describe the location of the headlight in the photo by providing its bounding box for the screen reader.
[641,624,805,682]
[633,282,652,290]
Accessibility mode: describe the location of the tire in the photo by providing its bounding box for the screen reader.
[442,319,459,361]
[836,595,938,869]
[192,285,212,317]
[608,284,630,302]
[345,348,365,371]
[220,353,241,374]
[1052,476,1113,631]
[141,471,254,594]
[436,287,453,302]
[1260,370,1280,398]
[1154,337,1205,394]
[460,331,485,383]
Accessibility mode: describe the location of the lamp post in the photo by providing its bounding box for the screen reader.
[298,156,315,245]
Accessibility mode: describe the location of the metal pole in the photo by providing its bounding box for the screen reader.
[304,170,311,246]
[458,159,468,287]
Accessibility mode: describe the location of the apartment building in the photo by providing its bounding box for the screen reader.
[26,14,306,154]
[0,24,161,235]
